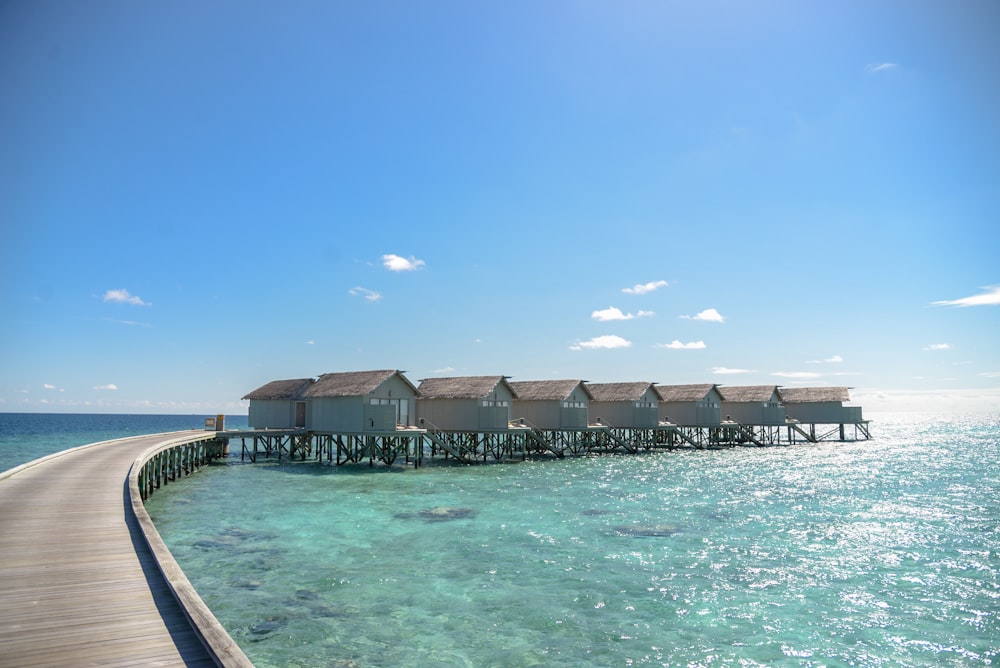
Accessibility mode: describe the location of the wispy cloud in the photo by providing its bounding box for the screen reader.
[103,318,151,327]
[924,343,951,351]
[865,62,898,74]
[807,355,843,364]
[622,280,667,295]
[349,286,382,301]
[712,367,753,375]
[93,383,118,391]
[772,371,822,379]
[681,308,725,323]
[591,306,654,321]
[656,340,706,350]
[570,335,632,351]
[103,289,149,306]
[382,254,426,271]
[434,366,456,374]
[932,286,1000,308]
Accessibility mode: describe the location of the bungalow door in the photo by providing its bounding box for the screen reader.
[294,402,306,428]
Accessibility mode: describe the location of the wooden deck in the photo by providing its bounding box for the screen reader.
[0,431,229,667]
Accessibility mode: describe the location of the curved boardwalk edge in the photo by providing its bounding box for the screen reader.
[128,435,255,668]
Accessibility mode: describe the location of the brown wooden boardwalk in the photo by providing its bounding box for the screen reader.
[0,431,227,667]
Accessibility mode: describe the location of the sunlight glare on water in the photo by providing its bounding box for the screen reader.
[146,414,1000,667]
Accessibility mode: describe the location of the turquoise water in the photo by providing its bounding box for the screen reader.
[2,413,996,666]
[137,414,1000,667]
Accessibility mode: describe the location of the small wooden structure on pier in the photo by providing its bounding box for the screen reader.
[244,377,314,428]
[240,370,426,466]
[778,386,870,441]
[510,379,592,429]
[586,382,673,452]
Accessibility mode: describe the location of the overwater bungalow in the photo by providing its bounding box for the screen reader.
[719,385,786,425]
[243,377,315,429]
[299,370,420,432]
[416,376,518,431]
[656,383,724,427]
[509,380,593,429]
[779,387,863,424]
[587,382,662,428]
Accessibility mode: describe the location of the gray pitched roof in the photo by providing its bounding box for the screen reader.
[779,387,850,403]
[242,378,315,401]
[301,370,418,398]
[656,384,717,402]
[587,382,662,402]
[509,380,593,402]
[417,376,516,400]
[719,385,780,402]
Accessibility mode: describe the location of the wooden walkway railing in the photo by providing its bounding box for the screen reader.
[0,431,252,667]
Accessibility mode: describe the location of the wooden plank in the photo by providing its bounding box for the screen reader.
[0,431,234,668]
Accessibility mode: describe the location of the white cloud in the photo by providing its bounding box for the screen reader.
[712,367,753,375]
[591,306,655,321]
[434,366,456,374]
[622,280,668,295]
[306,340,316,345]
[43,383,56,390]
[349,286,382,301]
[924,343,951,351]
[865,62,898,74]
[772,371,823,379]
[382,254,426,271]
[932,286,1000,308]
[656,340,706,350]
[682,308,725,323]
[570,335,632,351]
[103,289,149,306]
[807,355,844,364]
[93,384,118,391]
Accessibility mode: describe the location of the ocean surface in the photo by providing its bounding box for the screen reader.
[2,413,998,667]
[0,412,247,472]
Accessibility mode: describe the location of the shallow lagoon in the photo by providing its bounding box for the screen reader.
[147,414,999,667]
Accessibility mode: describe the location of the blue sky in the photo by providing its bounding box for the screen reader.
[2,1,998,414]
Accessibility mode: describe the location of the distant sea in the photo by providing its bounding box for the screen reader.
[3,413,998,667]
[0,412,247,473]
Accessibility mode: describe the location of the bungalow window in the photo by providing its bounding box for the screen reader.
[481,399,509,408]
[562,401,586,408]
[634,401,656,408]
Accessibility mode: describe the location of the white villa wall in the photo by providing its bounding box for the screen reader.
[417,398,479,431]
[248,399,296,429]
[785,402,862,424]
[308,396,365,432]
[514,399,589,429]
[723,401,786,425]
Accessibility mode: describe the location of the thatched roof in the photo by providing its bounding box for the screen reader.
[242,378,314,401]
[719,385,780,402]
[509,380,593,402]
[587,382,662,402]
[779,387,850,403]
[417,376,517,400]
[656,384,717,402]
[301,370,419,398]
